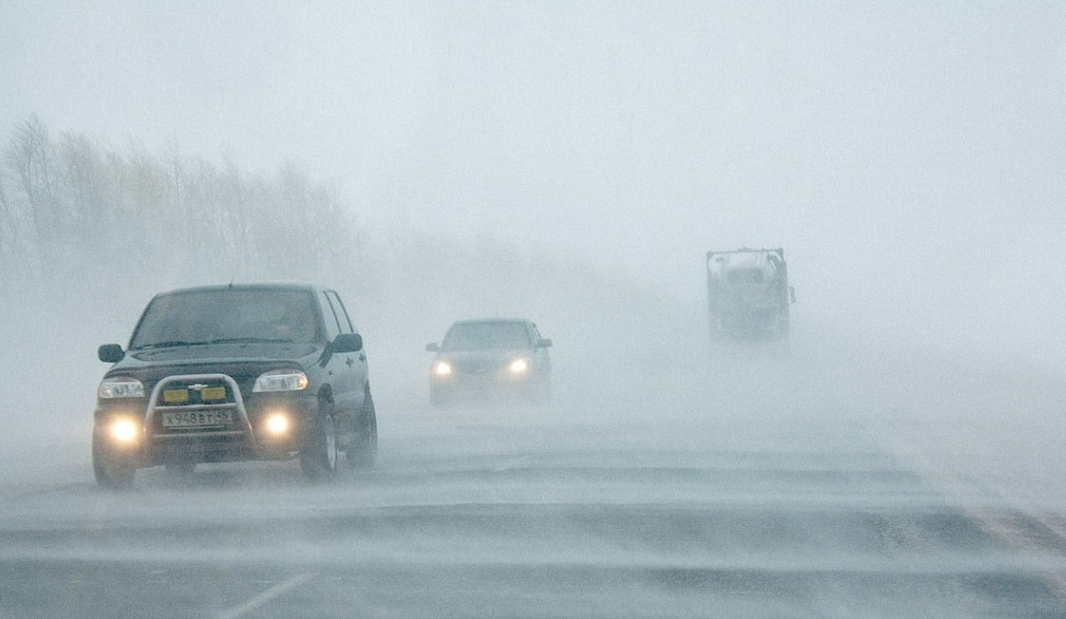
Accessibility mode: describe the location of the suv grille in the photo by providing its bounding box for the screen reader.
[155,380,235,407]
[147,374,247,437]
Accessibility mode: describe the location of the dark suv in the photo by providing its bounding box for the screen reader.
[92,283,377,488]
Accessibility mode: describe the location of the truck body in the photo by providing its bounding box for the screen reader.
[706,248,794,342]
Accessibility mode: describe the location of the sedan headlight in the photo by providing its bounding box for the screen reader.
[509,358,530,374]
[98,377,145,399]
[253,369,309,392]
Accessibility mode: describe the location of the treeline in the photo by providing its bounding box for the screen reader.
[0,115,357,291]
[0,116,703,378]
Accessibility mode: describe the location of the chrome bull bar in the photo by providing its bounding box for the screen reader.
[144,374,257,448]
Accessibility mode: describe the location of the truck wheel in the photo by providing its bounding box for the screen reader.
[92,430,135,490]
[347,392,378,470]
[300,411,338,481]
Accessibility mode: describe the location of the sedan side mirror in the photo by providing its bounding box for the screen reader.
[98,344,125,363]
[537,338,553,348]
[332,333,363,353]
[425,343,440,352]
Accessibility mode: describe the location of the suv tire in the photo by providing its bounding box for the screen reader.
[92,430,135,490]
[300,411,338,481]
[347,392,378,470]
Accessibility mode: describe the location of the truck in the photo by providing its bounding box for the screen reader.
[706,248,795,342]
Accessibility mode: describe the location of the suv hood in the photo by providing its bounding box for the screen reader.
[126,342,320,364]
[103,344,324,398]
[106,343,322,382]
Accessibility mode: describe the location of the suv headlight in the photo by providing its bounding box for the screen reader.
[98,377,145,399]
[509,358,530,374]
[253,369,309,392]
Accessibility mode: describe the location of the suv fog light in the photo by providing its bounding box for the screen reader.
[265,413,290,435]
[110,418,140,443]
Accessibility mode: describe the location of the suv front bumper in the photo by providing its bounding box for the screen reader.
[94,373,320,467]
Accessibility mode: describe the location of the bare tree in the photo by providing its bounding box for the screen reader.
[0,172,30,285]
[59,132,116,259]
[4,116,67,256]
[1,116,364,289]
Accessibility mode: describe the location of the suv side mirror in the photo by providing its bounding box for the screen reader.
[332,333,363,353]
[425,343,440,352]
[98,344,125,363]
[537,338,553,348]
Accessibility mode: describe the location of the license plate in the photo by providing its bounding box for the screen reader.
[161,410,232,428]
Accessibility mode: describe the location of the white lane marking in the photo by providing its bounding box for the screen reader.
[214,572,315,619]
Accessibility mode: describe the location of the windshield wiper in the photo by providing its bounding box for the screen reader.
[133,336,295,351]
[133,340,202,350]
[204,337,295,344]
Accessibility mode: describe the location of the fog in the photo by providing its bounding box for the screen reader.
[2,227,1063,505]
[2,1,1063,369]
[0,0,1063,512]
[1,3,1065,616]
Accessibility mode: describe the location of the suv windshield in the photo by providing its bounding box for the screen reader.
[442,322,530,350]
[129,289,320,349]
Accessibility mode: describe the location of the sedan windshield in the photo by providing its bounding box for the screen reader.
[442,322,531,350]
[129,289,320,349]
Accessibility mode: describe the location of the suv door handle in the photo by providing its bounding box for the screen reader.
[358,354,366,362]
[346,357,355,367]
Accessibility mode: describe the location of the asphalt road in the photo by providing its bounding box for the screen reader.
[2,357,1065,618]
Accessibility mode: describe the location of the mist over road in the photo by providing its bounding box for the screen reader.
[3,3,1064,615]
[2,352,1064,619]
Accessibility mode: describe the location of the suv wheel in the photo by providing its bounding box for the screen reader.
[92,430,135,490]
[347,392,378,470]
[300,411,338,481]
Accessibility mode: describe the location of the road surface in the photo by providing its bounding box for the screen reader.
[1,354,1064,618]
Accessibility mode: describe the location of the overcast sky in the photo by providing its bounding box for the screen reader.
[2,1,1064,360]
